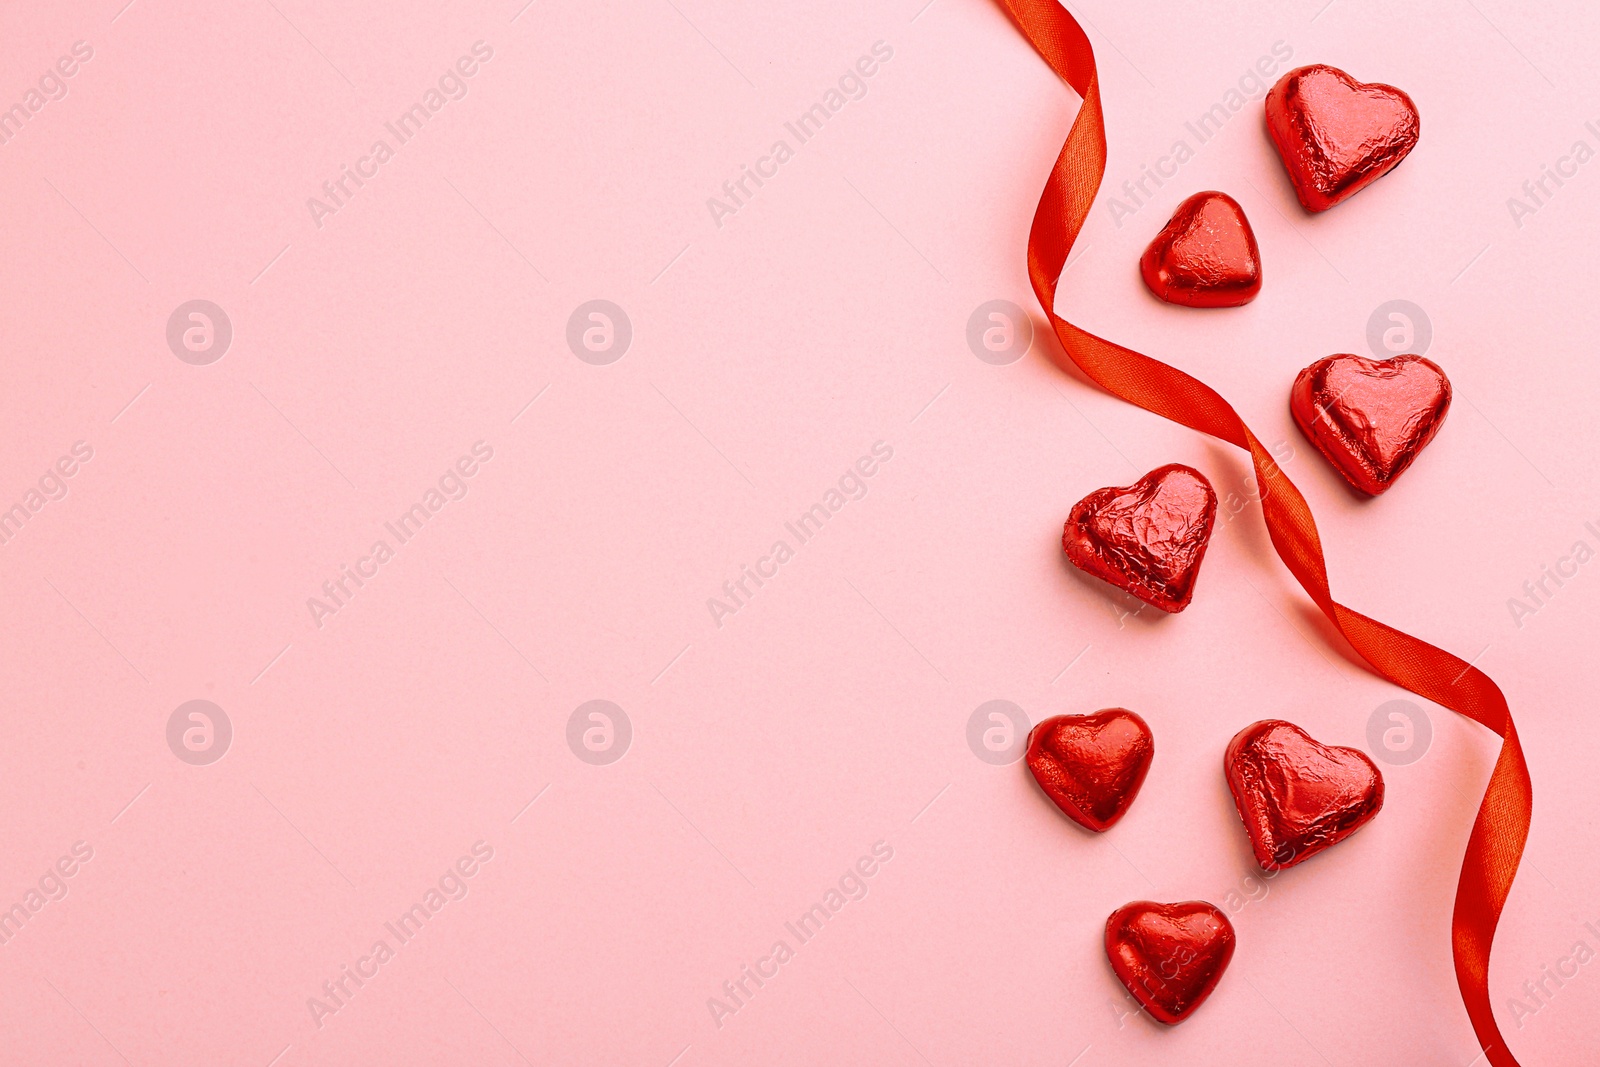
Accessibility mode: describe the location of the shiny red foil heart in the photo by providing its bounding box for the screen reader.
[1265,64,1420,213]
[1140,191,1261,308]
[1225,719,1384,871]
[1062,464,1217,613]
[1025,709,1153,832]
[1291,353,1451,495]
[1105,900,1236,1025]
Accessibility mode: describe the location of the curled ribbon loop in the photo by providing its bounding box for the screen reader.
[993,2,1531,1061]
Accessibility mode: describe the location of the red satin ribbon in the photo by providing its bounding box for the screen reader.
[993,2,1531,1061]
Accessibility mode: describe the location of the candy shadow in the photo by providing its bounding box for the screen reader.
[1025,307,1098,393]
[1190,441,1374,675]
[1200,440,1278,567]
[1213,756,1277,881]
[1292,601,1371,675]
[1058,547,1172,631]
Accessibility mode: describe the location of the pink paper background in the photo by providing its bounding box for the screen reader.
[2,0,1597,1063]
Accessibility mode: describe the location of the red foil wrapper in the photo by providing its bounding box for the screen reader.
[1140,191,1261,308]
[1265,64,1420,212]
[1104,900,1236,1025]
[1025,709,1154,832]
[1291,353,1451,495]
[1062,464,1217,613]
[1225,719,1385,871]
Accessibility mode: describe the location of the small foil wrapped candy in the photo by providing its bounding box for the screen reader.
[1291,353,1451,495]
[1225,719,1385,871]
[1140,191,1261,308]
[1266,63,1420,212]
[1025,709,1154,832]
[1062,464,1217,613]
[1104,900,1236,1024]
